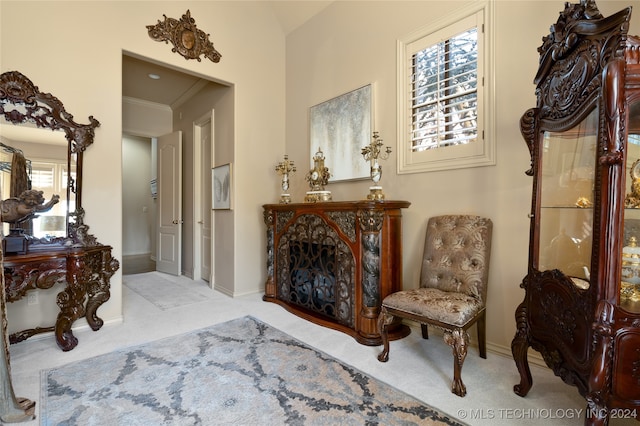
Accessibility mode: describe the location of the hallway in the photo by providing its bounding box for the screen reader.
[122,254,156,275]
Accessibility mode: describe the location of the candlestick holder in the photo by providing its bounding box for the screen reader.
[275,154,296,204]
[361,131,392,200]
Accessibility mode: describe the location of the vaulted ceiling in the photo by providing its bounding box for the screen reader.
[123,2,333,107]
[2,2,333,144]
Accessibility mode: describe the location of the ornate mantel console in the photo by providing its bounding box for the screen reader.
[263,200,410,346]
[4,245,119,351]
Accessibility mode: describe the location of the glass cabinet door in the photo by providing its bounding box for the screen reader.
[537,107,598,289]
[622,100,640,310]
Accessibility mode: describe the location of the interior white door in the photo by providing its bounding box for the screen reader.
[156,130,182,275]
[200,116,213,284]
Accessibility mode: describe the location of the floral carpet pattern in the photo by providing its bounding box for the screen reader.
[42,316,465,425]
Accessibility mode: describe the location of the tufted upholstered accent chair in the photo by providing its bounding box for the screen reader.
[377,215,493,397]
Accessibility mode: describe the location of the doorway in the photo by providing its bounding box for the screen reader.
[121,53,232,280]
[122,134,156,275]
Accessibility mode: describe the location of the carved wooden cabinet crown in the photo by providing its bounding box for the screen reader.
[511,1,640,424]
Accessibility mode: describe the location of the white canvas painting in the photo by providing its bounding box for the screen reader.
[310,84,372,182]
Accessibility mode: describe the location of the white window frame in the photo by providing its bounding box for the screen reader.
[397,1,495,174]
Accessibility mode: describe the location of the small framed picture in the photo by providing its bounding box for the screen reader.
[212,163,232,210]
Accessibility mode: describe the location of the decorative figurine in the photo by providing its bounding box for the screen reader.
[625,159,640,208]
[361,131,392,200]
[275,155,296,204]
[1,190,60,254]
[304,148,332,203]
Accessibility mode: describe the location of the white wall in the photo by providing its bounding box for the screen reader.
[284,0,640,355]
[1,1,285,333]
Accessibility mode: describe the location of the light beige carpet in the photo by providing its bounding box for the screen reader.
[124,272,210,311]
[41,316,466,425]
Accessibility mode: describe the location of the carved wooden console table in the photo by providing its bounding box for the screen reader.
[263,200,410,346]
[4,245,119,351]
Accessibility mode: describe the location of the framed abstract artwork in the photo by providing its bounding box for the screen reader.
[309,84,373,182]
[212,163,232,210]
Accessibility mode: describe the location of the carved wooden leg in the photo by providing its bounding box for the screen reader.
[56,258,87,351]
[86,284,109,331]
[377,306,393,362]
[477,310,486,359]
[512,301,532,397]
[86,253,117,331]
[585,301,615,426]
[54,309,79,352]
[421,324,429,339]
[444,328,468,397]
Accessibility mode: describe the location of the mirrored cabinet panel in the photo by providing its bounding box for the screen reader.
[622,100,640,310]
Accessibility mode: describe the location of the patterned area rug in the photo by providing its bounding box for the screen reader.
[41,316,465,425]
[124,272,208,310]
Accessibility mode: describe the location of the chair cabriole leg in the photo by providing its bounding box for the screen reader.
[377,307,392,362]
[444,328,469,397]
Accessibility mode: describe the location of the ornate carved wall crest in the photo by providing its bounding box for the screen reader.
[147,10,221,63]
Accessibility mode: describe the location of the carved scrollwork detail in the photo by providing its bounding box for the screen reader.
[631,349,640,387]
[541,291,578,344]
[276,211,294,234]
[537,0,603,67]
[525,269,593,385]
[520,108,538,176]
[263,209,274,226]
[357,209,384,233]
[326,211,356,242]
[4,260,66,302]
[84,250,118,331]
[147,10,221,63]
[0,71,100,153]
[599,151,624,165]
[535,1,631,126]
[68,208,99,247]
[538,44,600,121]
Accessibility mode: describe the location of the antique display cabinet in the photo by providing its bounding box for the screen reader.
[510,1,640,424]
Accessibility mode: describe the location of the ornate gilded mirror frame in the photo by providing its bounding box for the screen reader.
[0,70,101,248]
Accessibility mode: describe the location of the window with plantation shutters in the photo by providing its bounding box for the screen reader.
[412,27,478,151]
[30,160,73,238]
[397,3,495,173]
[30,163,55,190]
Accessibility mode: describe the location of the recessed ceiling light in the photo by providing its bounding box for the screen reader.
[148,73,160,80]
